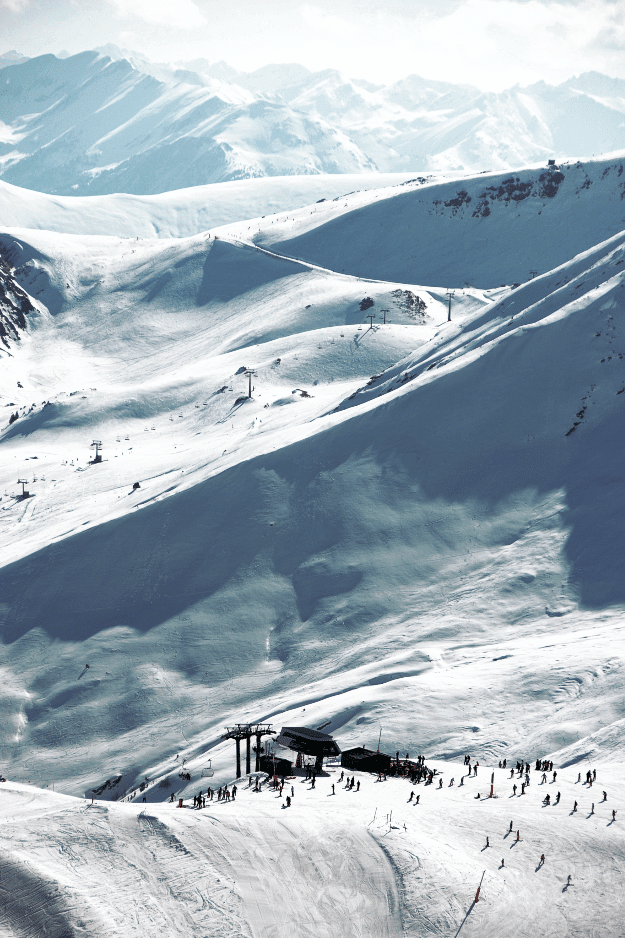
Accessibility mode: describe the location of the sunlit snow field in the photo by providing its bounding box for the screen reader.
[1,157,624,937]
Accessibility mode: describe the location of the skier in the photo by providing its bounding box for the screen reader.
[332,784,335,795]
[573,800,578,812]
[485,836,489,848]
[408,791,414,802]
[555,792,561,804]
[603,791,607,801]
[356,780,360,791]
[612,809,616,821]
[501,858,505,867]
[516,830,520,841]
[509,820,513,832]
[539,854,545,866]
[285,795,291,808]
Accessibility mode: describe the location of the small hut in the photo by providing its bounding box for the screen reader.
[341,747,391,774]
[275,726,341,773]
[259,754,292,777]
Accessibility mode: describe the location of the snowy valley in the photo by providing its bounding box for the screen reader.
[0,153,624,936]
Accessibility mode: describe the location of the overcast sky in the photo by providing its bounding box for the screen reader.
[1,0,624,89]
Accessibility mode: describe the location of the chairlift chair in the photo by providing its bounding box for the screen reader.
[201,761,214,778]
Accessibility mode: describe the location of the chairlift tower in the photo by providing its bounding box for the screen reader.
[446,290,455,322]
[244,370,257,399]
[91,440,103,463]
[223,723,274,777]
[17,479,29,498]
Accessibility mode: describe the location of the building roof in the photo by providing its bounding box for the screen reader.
[275,726,341,756]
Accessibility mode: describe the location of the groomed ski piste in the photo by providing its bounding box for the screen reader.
[1,760,623,938]
[1,155,625,937]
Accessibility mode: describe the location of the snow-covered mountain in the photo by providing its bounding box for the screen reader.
[188,60,625,174]
[2,49,625,195]
[1,156,625,937]
[0,52,374,196]
[250,155,625,286]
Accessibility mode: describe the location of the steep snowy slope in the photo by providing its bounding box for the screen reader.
[0,177,624,815]
[0,53,374,195]
[248,155,625,286]
[0,173,421,238]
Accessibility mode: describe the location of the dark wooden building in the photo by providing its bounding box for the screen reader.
[259,754,292,777]
[341,747,391,774]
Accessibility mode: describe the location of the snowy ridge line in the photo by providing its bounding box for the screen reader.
[336,227,625,413]
[215,231,406,286]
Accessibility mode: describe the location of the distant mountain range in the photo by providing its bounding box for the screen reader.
[1,47,624,195]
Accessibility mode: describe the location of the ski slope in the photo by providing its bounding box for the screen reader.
[1,758,623,938]
[232,154,625,287]
[0,159,624,937]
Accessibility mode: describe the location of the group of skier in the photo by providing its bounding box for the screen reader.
[187,785,237,808]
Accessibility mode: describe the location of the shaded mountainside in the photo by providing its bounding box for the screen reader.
[0,251,38,347]
[254,155,625,287]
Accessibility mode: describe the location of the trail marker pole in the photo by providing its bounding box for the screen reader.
[490,771,494,798]
[474,870,485,903]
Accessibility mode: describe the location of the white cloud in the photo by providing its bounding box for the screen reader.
[0,0,30,11]
[106,0,207,29]
[297,0,625,89]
